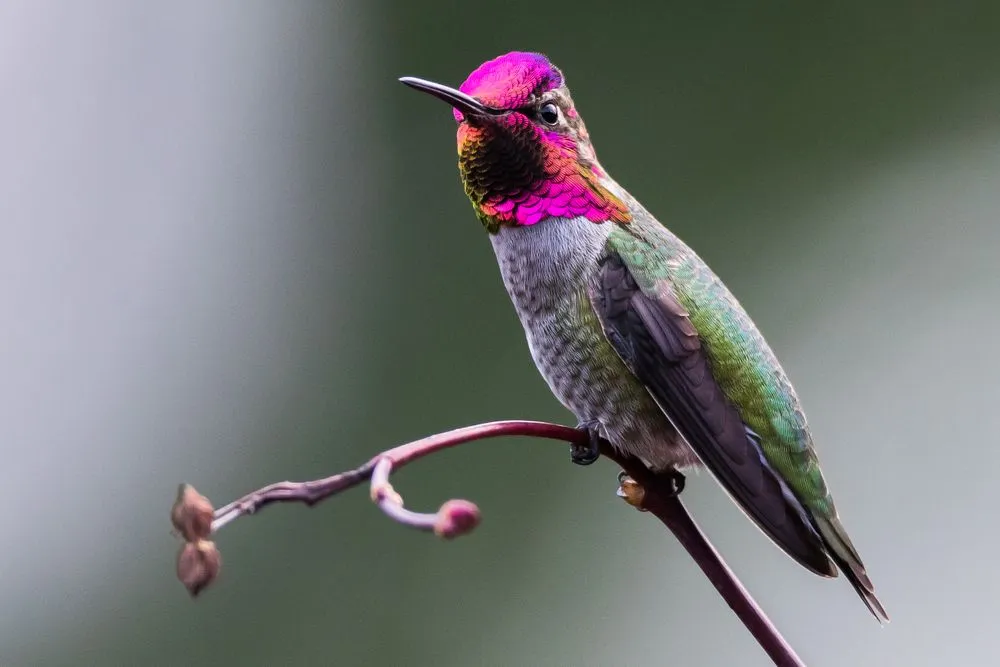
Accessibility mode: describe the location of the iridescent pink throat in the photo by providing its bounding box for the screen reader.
[457,116,631,228]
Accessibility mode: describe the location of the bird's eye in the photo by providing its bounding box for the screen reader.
[538,102,560,125]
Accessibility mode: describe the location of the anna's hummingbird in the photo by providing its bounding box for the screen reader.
[400,52,887,622]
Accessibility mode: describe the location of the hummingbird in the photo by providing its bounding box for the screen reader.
[400,52,887,622]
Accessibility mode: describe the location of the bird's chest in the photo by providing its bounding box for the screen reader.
[488,220,625,409]
[489,217,603,339]
[490,219,597,320]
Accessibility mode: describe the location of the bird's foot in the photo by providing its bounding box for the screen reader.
[616,468,685,511]
[570,420,603,466]
[658,468,686,497]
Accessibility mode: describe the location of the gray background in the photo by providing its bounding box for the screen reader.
[2,2,999,665]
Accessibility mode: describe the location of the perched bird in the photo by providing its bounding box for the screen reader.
[400,52,886,622]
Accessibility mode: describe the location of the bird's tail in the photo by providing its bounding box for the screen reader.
[814,514,889,623]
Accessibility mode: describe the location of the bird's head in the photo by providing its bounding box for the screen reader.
[401,52,630,233]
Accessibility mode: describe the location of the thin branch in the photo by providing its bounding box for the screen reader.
[171,420,805,667]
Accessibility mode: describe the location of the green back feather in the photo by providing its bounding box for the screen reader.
[607,222,834,514]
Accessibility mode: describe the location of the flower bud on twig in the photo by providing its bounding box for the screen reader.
[171,484,214,541]
[434,499,480,539]
[177,539,221,597]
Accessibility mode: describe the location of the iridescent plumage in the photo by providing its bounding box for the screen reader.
[455,52,561,114]
[401,51,887,622]
[456,53,629,229]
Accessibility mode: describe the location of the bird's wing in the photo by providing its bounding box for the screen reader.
[590,244,838,577]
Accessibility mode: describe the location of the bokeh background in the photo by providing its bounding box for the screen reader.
[2,2,999,665]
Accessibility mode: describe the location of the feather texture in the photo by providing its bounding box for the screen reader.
[591,251,836,577]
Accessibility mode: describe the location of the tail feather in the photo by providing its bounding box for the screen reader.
[814,515,889,623]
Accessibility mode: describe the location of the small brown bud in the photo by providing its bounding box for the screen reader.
[171,484,214,541]
[433,499,480,539]
[177,539,221,597]
[618,476,647,510]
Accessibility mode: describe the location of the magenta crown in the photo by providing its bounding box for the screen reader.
[452,52,563,122]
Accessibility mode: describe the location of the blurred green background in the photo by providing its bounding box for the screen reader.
[3,2,999,665]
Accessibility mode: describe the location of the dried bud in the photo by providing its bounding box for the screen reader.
[171,484,214,541]
[433,499,480,539]
[617,475,647,510]
[177,539,221,597]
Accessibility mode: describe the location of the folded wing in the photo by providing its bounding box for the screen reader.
[591,251,837,577]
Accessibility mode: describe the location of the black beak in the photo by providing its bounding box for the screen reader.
[398,76,501,118]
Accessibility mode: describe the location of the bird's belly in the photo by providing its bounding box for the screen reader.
[519,292,696,470]
[521,294,644,423]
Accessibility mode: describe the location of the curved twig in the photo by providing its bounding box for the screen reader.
[171,419,805,667]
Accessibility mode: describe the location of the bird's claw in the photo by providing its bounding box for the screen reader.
[570,420,603,466]
[659,468,686,497]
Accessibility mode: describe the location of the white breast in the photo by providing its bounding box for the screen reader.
[488,216,609,312]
